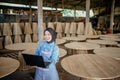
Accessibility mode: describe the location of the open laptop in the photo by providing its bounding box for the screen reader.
[22,54,51,68]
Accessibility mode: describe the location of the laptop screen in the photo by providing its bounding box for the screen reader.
[22,54,50,68]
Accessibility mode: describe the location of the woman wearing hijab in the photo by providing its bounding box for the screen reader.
[35,28,59,80]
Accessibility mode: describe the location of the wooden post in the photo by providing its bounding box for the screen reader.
[37,0,43,42]
[85,0,90,27]
[74,7,76,20]
[55,8,58,22]
[110,0,115,34]
[29,2,32,28]
[85,0,90,35]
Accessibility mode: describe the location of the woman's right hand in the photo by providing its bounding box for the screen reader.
[32,66,38,68]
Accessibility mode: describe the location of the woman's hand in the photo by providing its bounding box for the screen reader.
[32,66,38,68]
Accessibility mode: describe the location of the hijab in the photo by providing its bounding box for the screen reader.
[44,28,56,43]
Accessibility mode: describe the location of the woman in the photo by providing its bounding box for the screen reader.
[35,28,59,80]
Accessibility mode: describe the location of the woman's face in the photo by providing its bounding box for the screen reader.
[44,31,52,42]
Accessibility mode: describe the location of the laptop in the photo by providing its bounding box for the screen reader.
[22,54,51,68]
